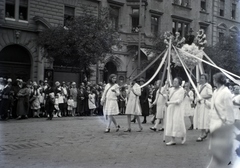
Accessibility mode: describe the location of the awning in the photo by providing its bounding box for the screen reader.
[140,48,155,60]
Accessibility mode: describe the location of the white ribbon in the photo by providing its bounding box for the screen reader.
[140,47,169,88]
[173,46,202,99]
[176,47,240,83]
[202,52,240,86]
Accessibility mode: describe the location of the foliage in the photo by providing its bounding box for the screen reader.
[204,36,240,75]
[37,9,119,70]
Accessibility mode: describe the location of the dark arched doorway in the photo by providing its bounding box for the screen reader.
[103,61,117,83]
[0,45,31,81]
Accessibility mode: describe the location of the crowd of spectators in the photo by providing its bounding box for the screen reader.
[0,77,131,121]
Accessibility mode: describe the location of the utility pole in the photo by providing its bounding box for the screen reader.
[137,0,142,75]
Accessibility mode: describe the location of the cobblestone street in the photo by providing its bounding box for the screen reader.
[0,116,209,168]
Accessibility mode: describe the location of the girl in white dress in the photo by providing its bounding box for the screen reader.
[124,80,142,132]
[88,90,96,116]
[150,81,168,132]
[182,82,195,130]
[194,74,212,142]
[100,74,120,133]
[165,77,186,145]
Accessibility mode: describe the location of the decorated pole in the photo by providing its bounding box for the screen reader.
[167,38,172,86]
[196,65,199,85]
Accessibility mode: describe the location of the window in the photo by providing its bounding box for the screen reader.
[219,32,224,42]
[64,6,75,26]
[19,0,28,20]
[131,8,139,33]
[151,16,159,36]
[201,0,206,12]
[5,0,28,21]
[232,3,236,20]
[5,0,15,19]
[172,20,190,37]
[109,6,119,31]
[220,0,225,17]
[173,0,191,7]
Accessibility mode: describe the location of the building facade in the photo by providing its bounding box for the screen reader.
[0,0,239,84]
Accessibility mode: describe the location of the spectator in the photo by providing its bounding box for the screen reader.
[77,87,85,116]
[88,89,96,116]
[67,96,74,116]
[16,82,31,120]
[30,81,41,118]
[70,82,78,116]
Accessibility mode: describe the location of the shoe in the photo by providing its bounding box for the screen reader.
[131,119,136,123]
[150,127,157,131]
[166,141,176,146]
[158,128,164,131]
[188,125,193,130]
[137,127,143,132]
[16,116,21,120]
[116,125,120,132]
[181,137,186,144]
[104,128,110,133]
[202,134,208,140]
[196,137,203,142]
[124,128,131,132]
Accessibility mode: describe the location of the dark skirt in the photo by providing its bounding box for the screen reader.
[16,97,29,116]
[140,100,149,116]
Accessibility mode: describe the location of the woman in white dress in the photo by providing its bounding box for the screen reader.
[194,74,212,142]
[232,85,240,121]
[101,74,120,133]
[165,77,186,145]
[183,82,195,130]
[150,81,168,132]
[206,72,235,133]
[124,80,143,132]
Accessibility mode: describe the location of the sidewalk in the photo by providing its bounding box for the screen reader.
[0,116,209,168]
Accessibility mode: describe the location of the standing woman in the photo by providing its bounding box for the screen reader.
[16,82,31,119]
[124,80,142,132]
[101,74,120,133]
[194,74,212,142]
[206,72,235,133]
[150,80,168,131]
[165,77,186,145]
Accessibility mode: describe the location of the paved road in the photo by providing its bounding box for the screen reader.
[0,116,210,168]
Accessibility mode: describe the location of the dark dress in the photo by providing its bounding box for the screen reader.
[16,87,31,116]
[84,90,90,115]
[151,89,158,115]
[140,87,150,117]
[0,85,12,119]
[77,90,85,115]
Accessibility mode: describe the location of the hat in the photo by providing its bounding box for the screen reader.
[33,81,38,86]
[55,81,60,86]
[0,77,3,81]
[18,79,23,83]
[62,81,65,84]
[72,82,76,85]
[7,78,12,83]
[44,80,48,83]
